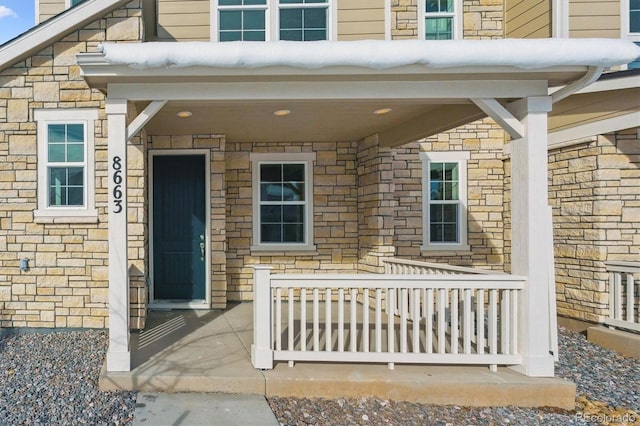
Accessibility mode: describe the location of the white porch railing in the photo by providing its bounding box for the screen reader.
[605,261,640,333]
[383,257,497,275]
[251,266,525,371]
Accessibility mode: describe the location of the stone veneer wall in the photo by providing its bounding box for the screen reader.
[0,2,143,328]
[392,119,506,269]
[549,129,640,323]
[225,141,360,301]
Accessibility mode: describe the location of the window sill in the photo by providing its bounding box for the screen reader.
[34,209,99,224]
[251,244,317,256]
[420,245,471,256]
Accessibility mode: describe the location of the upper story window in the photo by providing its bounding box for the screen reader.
[250,152,316,252]
[420,151,470,252]
[34,109,98,222]
[214,0,333,41]
[69,0,88,6]
[623,0,640,68]
[419,0,462,40]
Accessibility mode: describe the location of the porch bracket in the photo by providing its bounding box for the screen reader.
[127,100,167,141]
[471,98,524,140]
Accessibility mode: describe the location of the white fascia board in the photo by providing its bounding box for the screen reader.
[0,0,131,71]
[575,74,640,94]
[548,111,640,146]
[106,80,548,102]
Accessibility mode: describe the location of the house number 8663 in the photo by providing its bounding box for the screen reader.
[112,156,123,214]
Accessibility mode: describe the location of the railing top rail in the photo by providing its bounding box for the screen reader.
[605,261,640,273]
[269,273,526,290]
[382,257,499,275]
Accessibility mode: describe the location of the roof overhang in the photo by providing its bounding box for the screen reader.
[77,40,640,146]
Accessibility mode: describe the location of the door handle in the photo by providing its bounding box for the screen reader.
[199,235,205,260]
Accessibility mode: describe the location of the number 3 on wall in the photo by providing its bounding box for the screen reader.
[112,156,123,214]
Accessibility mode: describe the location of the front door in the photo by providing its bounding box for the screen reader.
[152,154,206,302]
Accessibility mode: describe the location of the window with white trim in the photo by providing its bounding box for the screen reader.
[214,0,333,41]
[69,0,88,6]
[420,151,469,251]
[34,109,98,221]
[622,0,640,69]
[250,153,316,251]
[419,0,462,40]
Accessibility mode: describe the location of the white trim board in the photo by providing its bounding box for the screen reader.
[148,149,212,309]
[548,111,640,146]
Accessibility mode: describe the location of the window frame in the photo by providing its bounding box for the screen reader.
[216,0,270,42]
[250,152,316,252]
[67,0,87,7]
[420,151,470,252]
[418,0,463,40]
[622,0,640,42]
[278,0,331,41]
[34,109,98,222]
[212,0,336,42]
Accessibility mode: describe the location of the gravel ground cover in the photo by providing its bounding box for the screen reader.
[0,327,637,425]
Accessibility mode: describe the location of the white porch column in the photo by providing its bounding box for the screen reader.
[106,98,131,372]
[509,96,555,377]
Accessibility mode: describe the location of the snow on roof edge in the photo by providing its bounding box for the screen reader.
[98,39,640,71]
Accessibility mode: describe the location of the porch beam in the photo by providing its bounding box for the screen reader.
[471,98,525,139]
[378,104,484,148]
[107,80,548,101]
[509,96,555,377]
[106,98,131,372]
[127,100,167,141]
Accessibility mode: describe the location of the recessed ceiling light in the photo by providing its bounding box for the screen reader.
[373,108,393,115]
[176,111,192,118]
[274,109,291,116]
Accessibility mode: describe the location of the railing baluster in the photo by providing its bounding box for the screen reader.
[511,289,518,355]
[463,288,472,354]
[501,290,510,355]
[437,288,446,354]
[426,288,433,354]
[288,288,294,366]
[326,288,332,352]
[614,272,622,320]
[388,287,395,369]
[476,289,485,355]
[489,289,498,355]
[276,287,282,351]
[338,288,345,352]
[412,288,420,353]
[375,288,382,353]
[350,288,357,352]
[313,288,319,351]
[626,273,634,323]
[400,288,408,354]
[301,288,307,352]
[363,289,370,352]
[451,289,458,354]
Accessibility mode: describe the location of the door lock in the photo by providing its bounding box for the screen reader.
[199,235,205,260]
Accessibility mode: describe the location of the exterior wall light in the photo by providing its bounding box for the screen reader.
[20,258,29,272]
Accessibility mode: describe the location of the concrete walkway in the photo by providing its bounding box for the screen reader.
[132,393,279,426]
[101,303,576,409]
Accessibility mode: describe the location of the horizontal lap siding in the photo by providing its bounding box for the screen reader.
[38,0,66,24]
[157,0,210,41]
[505,0,551,38]
[338,0,386,40]
[569,0,620,38]
[549,89,640,132]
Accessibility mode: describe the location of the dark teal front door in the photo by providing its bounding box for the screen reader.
[153,155,206,301]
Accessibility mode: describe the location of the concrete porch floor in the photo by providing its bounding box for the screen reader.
[100,303,576,409]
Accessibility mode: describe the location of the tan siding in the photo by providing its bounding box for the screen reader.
[549,89,640,132]
[38,0,66,24]
[569,0,620,38]
[156,0,210,41]
[338,0,385,41]
[505,0,551,38]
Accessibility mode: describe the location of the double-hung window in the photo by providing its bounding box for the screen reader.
[215,0,332,41]
[279,0,329,41]
[623,0,640,69]
[34,109,98,222]
[218,0,268,41]
[420,151,469,252]
[250,153,316,251]
[419,0,461,40]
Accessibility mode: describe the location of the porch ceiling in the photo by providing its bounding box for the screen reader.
[135,99,473,144]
